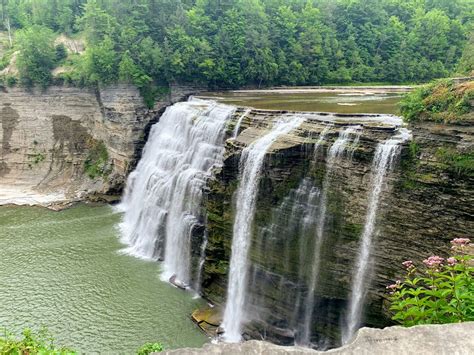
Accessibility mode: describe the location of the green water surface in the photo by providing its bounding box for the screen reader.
[0,204,207,354]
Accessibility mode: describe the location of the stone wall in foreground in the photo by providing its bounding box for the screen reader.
[161,322,474,354]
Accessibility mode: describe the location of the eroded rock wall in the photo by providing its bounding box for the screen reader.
[198,110,474,347]
[0,84,197,205]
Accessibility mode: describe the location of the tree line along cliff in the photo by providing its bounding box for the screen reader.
[0,0,472,106]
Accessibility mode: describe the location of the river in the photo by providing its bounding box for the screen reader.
[0,204,207,353]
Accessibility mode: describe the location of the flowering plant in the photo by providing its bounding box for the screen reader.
[387,238,473,326]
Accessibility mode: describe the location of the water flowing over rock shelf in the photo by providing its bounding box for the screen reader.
[116,96,473,349]
[2,88,472,351]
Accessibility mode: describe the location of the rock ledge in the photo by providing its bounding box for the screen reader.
[162,322,474,354]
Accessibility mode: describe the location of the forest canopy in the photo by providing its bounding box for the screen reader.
[0,0,472,92]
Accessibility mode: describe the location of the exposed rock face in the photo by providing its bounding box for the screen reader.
[197,109,473,347]
[161,322,474,354]
[0,84,197,206]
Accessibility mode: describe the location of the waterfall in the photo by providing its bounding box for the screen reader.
[118,98,235,286]
[233,108,252,139]
[193,231,208,296]
[342,128,411,344]
[222,115,305,342]
[299,126,362,347]
[246,178,321,333]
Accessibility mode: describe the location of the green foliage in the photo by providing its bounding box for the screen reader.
[16,25,57,87]
[457,30,474,75]
[55,44,68,63]
[388,239,474,326]
[84,139,110,179]
[0,50,14,71]
[0,327,76,354]
[137,342,163,354]
[400,80,474,123]
[408,142,420,160]
[140,84,170,109]
[28,152,45,168]
[2,0,472,93]
[82,36,118,84]
[436,148,474,178]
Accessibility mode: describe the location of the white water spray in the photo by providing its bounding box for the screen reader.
[343,128,411,344]
[222,115,305,342]
[118,98,235,285]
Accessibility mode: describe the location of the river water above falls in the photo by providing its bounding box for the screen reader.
[199,90,404,114]
[0,204,207,353]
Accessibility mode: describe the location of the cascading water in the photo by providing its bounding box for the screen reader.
[249,178,321,334]
[233,108,251,139]
[343,128,412,344]
[222,115,305,342]
[118,98,235,285]
[299,126,362,347]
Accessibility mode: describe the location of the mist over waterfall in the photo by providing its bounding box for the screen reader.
[343,128,412,344]
[118,98,235,285]
[222,115,305,342]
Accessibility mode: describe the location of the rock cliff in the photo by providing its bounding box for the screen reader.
[197,108,473,347]
[0,84,197,206]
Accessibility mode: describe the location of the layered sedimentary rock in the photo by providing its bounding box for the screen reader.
[197,108,473,347]
[0,84,196,205]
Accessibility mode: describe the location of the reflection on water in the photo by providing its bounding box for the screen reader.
[199,91,403,115]
[0,204,207,353]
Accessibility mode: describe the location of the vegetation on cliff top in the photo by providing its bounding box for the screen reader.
[400,79,473,123]
[0,0,472,94]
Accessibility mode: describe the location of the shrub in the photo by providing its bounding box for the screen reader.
[387,238,473,326]
[55,44,68,63]
[400,80,473,123]
[0,327,75,354]
[84,139,110,179]
[16,25,57,88]
[436,148,474,178]
[137,342,163,354]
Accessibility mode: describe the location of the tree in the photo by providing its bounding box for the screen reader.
[83,36,118,84]
[16,25,56,87]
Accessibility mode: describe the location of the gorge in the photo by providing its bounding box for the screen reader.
[1,86,472,352]
[113,92,472,348]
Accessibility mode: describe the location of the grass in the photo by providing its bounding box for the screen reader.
[400,79,473,123]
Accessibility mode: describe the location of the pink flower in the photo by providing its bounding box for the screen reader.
[447,257,457,266]
[386,280,401,291]
[402,260,414,269]
[450,238,470,248]
[422,255,444,268]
